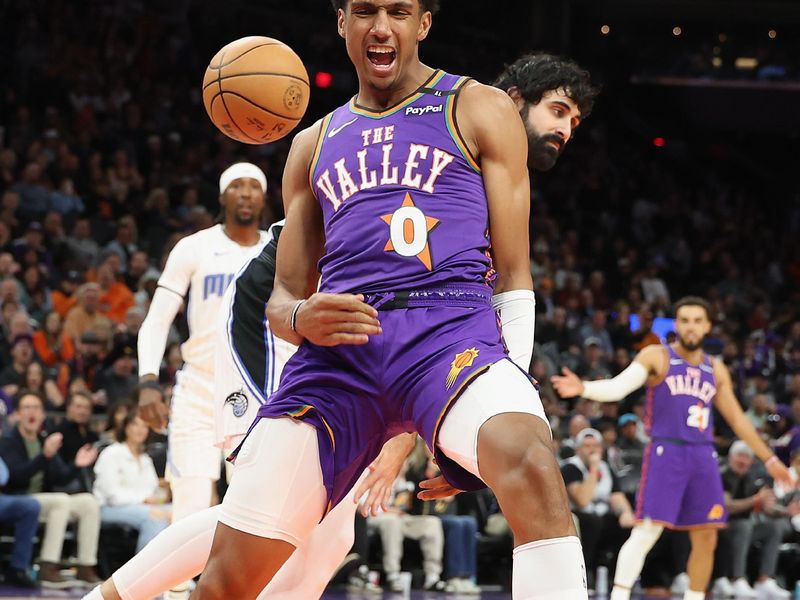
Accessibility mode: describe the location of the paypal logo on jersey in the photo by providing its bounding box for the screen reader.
[203,273,235,300]
[406,104,443,116]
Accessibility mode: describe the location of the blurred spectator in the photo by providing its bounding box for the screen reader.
[58,330,105,397]
[103,216,139,272]
[579,310,614,356]
[0,334,36,396]
[11,164,49,220]
[716,440,793,599]
[576,338,611,379]
[65,219,100,269]
[0,391,100,588]
[100,401,133,446]
[56,391,98,465]
[96,262,134,324]
[11,221,51,271]
[631,305,660,351]
[50,270,82,318]
[124,250,153,292]
[63,283,113,343]
[19,265,52,323]
[369,470,445,592]
[561,428,634,585]
[23,361,63,410]
[745,393,774,436]
[0,455,39,588]
[94,335,138,406]
[406,441,480,594]
[32,311,75,368]
[92,413,170,552]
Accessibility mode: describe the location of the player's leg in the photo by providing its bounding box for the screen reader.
[684,528,717,600]
[168,374,219,523]
[437,359,586,599]
[260,470,359,599]
[191,417,327,600]
[608,521,663,600]
[85,506,221,600]
[676,446,726,597]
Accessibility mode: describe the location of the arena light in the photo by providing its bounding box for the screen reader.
[315,71,333,88]
[672,26,682,37]
[600,24,611,35]
[653,137,666,148]
[768,29,777,39]
[734,57,758,70]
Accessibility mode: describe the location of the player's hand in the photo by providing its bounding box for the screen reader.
[355,433,416,517]
[618,511,636,528]
[417,475,461,501]
[138,383,169,431]
[42,433,63,458]
[74,444,98,468]
[551,367,585,398]
[295,293,381,346]
[766,458,795,491]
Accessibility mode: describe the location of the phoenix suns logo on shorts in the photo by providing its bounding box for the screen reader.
[445,347,479,389]
[224,390,249,418]
[707,503,724,520]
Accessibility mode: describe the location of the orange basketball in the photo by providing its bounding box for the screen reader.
[203,36,310,144]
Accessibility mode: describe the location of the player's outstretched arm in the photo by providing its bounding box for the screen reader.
[267,122,382,347]
[712,358,794,488]
[551,344,663,401]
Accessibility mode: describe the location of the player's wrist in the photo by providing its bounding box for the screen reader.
[764,455,780,469]
[290,299,306,334]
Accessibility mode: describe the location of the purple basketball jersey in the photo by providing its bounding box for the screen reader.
[309,70,494,294]
[646,345,717,444]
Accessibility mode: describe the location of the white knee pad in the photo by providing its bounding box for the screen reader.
[437,359,549,481]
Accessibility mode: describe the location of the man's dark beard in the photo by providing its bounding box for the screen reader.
[677,334,704,352]
[523,119,563,172]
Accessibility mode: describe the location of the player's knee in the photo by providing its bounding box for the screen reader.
[692,528,717,551]
[195,563,252,600]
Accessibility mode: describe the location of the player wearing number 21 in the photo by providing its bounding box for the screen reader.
[552,296,795,600]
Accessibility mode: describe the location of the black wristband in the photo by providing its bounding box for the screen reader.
[139,380,161,391]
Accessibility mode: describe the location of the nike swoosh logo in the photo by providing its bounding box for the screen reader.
[328,118,358,138]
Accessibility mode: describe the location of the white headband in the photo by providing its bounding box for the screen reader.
[219,162,267,194]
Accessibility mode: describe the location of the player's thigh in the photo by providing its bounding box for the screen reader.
[220,417,327,547]
[437,359,549,481]
[635,443,690,525]
[168,373,220,481]
[677,447,727,528]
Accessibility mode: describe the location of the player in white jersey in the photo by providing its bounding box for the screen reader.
[136,162,269,596]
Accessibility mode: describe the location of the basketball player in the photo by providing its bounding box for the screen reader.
[136,162,270,596]
[85,48,597,600]
[551,296,794,600]
[191,1,588,598]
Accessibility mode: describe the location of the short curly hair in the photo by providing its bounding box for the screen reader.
[493,53,599,118]
[330,0,440,15]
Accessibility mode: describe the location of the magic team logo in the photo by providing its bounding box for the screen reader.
[707,503,724,520]
[446,347,480,389]
[381,192,440,270]
[224,390,249,418]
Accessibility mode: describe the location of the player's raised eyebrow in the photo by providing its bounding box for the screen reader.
[350,0,417,10]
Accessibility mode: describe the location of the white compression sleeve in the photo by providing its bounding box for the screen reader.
[137,287,183,378]
[112,505,220,600]
[492,289,536,371]
[582,361,648,403]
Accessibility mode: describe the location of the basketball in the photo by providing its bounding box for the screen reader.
[203,36,310,144]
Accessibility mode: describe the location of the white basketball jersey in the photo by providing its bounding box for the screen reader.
[157,224,269,373]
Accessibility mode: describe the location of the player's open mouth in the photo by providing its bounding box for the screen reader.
[367,45,396,70]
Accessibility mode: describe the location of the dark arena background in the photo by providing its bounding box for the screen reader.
[0,0,799,598]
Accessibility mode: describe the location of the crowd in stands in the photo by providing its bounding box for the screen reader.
[0,0,798,593]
